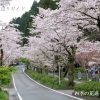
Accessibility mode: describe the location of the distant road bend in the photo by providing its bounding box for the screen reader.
[13,65,82,100]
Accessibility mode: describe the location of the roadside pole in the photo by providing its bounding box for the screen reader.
[59,63,61,85]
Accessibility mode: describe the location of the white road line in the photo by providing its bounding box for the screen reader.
[24,70,84,100]
[12,75,23,100]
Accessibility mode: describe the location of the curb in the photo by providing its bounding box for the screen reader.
[24,71,84,100]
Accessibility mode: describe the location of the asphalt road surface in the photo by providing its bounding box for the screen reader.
[13,65,81,100]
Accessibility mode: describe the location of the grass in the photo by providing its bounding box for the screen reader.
[74,81,100,97]
[26,69,74,90]
[0,90,8,100]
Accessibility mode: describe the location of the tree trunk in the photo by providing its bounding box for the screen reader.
[67,45,76,86]
[63,66,68,77]
[0,49,3,66]
[67,63,74,86]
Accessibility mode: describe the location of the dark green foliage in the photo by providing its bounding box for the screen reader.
[10,0,59,45]
[10,1,39,45]
[39,0,59,10]
[78,25,100,42]
[30,1,39,15]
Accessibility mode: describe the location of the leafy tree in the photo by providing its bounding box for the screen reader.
[19,58,30,69]
[10,1,39,45]
[27,5,83,86]
[0,25,22,66]
[30,1,39,15]
[39,0,59,10]
[10,0,59,45]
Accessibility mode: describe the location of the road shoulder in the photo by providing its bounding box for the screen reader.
[8,75,19,100]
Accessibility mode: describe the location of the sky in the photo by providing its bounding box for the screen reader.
[0,0,40,23]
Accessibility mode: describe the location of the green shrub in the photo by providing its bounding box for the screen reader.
[26,69,72,89]
[19,58,30,69]
[0,66,14,100]
[74,67,85,73]
[0,66,15,87]
[19,57,30,65]
[0,90,8,100]
[74,81,100,97]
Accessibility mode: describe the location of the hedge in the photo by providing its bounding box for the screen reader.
[26,69,73,89]
[74,81,100,97]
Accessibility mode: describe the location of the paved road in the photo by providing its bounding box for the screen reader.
[13,65,81,100]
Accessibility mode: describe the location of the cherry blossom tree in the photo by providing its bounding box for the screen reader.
[0,24,22,66]
[29,6,83,85]
[76,41,100,66]
[27,0,100,85]
[63,0,100,41]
